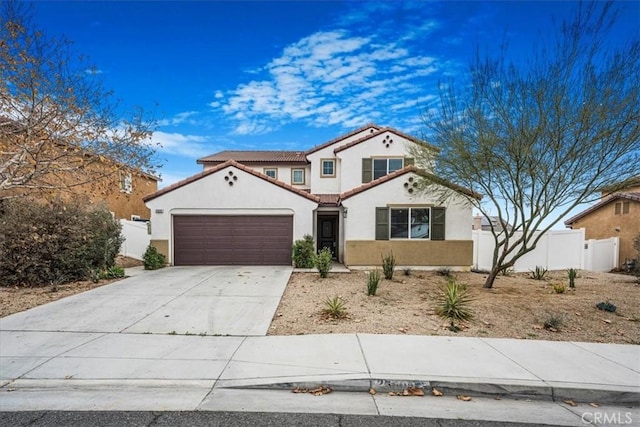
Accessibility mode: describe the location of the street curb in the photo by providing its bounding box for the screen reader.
[231,378,640,406]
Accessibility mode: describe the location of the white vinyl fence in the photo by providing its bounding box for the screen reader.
[119,219,151,261]
[472,229,619,272]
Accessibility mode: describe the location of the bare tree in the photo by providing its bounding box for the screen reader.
[0,1,160,200]
[412,1,640,288]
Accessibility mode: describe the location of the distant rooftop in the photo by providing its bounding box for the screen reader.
[197,150,308,164]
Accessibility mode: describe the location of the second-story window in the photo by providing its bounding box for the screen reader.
[292,168,305,185]
[264,168,277,179]
[373,158,403,180]
[321,159,335,178]
[119,171,132,194]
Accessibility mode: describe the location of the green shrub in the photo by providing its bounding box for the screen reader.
[529,266,548,280]
[292,234,315,268]
[323,295,348,319]
[567,268,578,288]
[552,283,566,294]
[143,245,166,270]
[366,269,381,296]
[315,247,333,278]
[0,198,123,286]
[434,279,474,332]
[102,266,126,279]
[381,251,396,280]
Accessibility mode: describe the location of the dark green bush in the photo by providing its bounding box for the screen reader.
[292,234,315,268]
[0,198,123,286]
[315,247,333,278]
[143,244,166,270]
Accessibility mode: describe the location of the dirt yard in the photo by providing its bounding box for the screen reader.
[0,256,142,318]
[268,269,640,344]
[3,260,638,344]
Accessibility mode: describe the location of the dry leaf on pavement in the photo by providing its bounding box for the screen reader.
[564,400,578,407]
[431,387,443,397]
[457,395,472,401]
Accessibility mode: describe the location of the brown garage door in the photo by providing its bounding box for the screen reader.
[173,215,293,265]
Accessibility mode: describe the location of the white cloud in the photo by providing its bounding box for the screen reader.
[152,131,211,158]
[158,111,201,127]
[208,5,446,135]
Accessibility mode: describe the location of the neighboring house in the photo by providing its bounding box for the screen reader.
[472,215,512,232]
[564,178,640,266]
[143,124,475,268]
[79,169,159,220]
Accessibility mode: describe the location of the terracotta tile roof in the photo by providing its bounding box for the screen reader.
[318,194,340,206]
[143,160,319,203]
[564,192,640,225]
[305,123,381,155]
[339,166,481,201]
[333,126,438,154]
[197,150,308,164]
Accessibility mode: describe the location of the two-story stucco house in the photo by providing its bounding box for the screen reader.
[143,124,475,268]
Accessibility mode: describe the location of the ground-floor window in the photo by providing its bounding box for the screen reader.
[390,208,430,239]
[375,206,445,240]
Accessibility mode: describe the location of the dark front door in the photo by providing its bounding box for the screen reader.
[317,216,338,259]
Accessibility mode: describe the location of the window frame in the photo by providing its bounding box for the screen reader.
[622,201,630,214]
[119,171,132,194]
[320,159,336,178]
[372,157,404,180]
[263,168,278,180]
[291,168,306,185]
[376,206,445,241]
[389,207,431,240]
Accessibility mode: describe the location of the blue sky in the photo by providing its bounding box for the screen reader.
[32,0,639,200]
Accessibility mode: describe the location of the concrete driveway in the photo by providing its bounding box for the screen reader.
[0,266,292,336]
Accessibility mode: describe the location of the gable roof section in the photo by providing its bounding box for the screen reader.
[143,159,319,203]
[564,192,640,225]
[197,150,308,165]
[340,165,481,201]
[305,123,381,155]
[333,127,438,154]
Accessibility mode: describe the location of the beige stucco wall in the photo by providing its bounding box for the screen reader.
[570,199,639,264]
[344,240,473,267]
[150,239,169,260]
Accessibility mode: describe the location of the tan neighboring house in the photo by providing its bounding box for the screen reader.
[564,178,640,266]
[1,140,159,220]
[77,168,159,220]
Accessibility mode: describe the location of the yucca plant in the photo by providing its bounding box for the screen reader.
[529,265,548,280]
[567,268,578,288]
[367,269,381,296]
[323,295,348,319]
[435,279,474,332]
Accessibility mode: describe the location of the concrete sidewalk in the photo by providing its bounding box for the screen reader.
[1,332,638,408]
